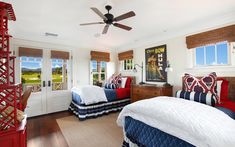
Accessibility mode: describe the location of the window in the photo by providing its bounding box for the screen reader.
[51,59,68,91]
[91,61,106,85]
[121,59,133,71]
[20,56,42,92]
[195,42,229,66]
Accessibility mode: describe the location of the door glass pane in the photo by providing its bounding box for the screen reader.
[205,45,216,65]
[52,59,68,91]
[217,43,228,65]
[21,57,42,93]
[195,47,204,65]
[101,62,106,72]
[101,73,105,81]
[93,73,99,85]
[92,60,98,72]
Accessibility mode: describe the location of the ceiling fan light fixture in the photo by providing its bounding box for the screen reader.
[80,5,136,34]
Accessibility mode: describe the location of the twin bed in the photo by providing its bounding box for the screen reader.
[68,76,134,120]
[117,76,235,147]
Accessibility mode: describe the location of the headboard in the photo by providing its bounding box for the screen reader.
[182,77,235,102]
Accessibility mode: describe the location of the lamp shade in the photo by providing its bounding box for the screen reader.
[165,67,173,72]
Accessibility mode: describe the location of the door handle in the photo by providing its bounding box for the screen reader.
[48,81,51,87]
[43,81,46,87]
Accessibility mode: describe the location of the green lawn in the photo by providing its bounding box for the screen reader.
[22,72,63,84]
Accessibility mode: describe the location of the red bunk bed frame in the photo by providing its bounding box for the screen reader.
[0,2,27,147]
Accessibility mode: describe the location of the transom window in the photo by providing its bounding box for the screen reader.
[195,42,229,66]
[121,59,133,71]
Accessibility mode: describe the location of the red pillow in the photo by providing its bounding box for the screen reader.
[183,72,217,97]
[125,77,132,88]
[217,78,229,102]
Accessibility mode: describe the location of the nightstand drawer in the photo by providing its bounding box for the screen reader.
[132,88,142,94]
[131,84,173,103]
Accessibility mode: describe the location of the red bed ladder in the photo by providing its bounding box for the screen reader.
[0,2,26,147]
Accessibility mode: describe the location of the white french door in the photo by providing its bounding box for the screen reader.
[21,49,72,117]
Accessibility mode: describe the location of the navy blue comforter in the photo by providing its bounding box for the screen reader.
[124,116,194,147]
[123,108,235,147]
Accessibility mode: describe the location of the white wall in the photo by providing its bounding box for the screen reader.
[10,38,116,88]
[117,26,235,94]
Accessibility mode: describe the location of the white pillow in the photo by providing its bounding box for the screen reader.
[216,80,223,103]
[121,77,128,88]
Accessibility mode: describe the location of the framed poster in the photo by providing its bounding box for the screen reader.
[145,45,167,82]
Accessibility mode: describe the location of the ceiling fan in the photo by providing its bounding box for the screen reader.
[80,5,136,34]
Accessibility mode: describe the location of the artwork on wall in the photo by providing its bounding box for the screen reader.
[145,44,167,82]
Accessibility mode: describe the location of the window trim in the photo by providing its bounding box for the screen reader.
[194,42,230,67]
[90,60,107,85]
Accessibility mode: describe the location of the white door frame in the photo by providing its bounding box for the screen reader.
[20,48,72,117]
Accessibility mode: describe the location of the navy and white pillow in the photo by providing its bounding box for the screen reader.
[175,90,217,106]
[104,83,119,89]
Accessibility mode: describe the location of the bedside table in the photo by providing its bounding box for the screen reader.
[131,84,173,102]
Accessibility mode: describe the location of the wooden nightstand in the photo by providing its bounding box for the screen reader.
[131,84,173,102]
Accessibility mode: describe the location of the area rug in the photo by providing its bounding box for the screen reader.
[56,113,123,147]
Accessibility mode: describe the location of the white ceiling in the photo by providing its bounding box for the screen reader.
[3,0,235,50]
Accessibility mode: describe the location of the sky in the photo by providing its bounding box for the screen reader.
[196,42,228,65]
[21,57,63,69]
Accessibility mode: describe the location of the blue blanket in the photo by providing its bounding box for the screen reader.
[124,116,194,147]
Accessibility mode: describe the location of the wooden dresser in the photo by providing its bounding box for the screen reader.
[131,84,173,102]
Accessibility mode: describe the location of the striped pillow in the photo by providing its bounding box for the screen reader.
[175,90,217,106]
[104,83,118,89]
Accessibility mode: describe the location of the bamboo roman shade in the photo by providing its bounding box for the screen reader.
[90,51,110,62]
[51,50,70,60]
[118,50,133,60]
[19,47,43,57]
[186,24,235,49]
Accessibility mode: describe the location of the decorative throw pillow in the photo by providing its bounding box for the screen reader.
[112,74,122,88]
[121,77,128,88]
[183,72,218,99]
[175,90,217,106]
[183,74,198,92]
[104,83,118,89]
[107,74,116,84]
[125,77,132,88]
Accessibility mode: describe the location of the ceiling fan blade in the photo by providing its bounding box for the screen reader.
[80,22,104,26]
[114,11,135,22]
[113,23,132,31]
[91,7,107,21]
[102,24,110,34]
